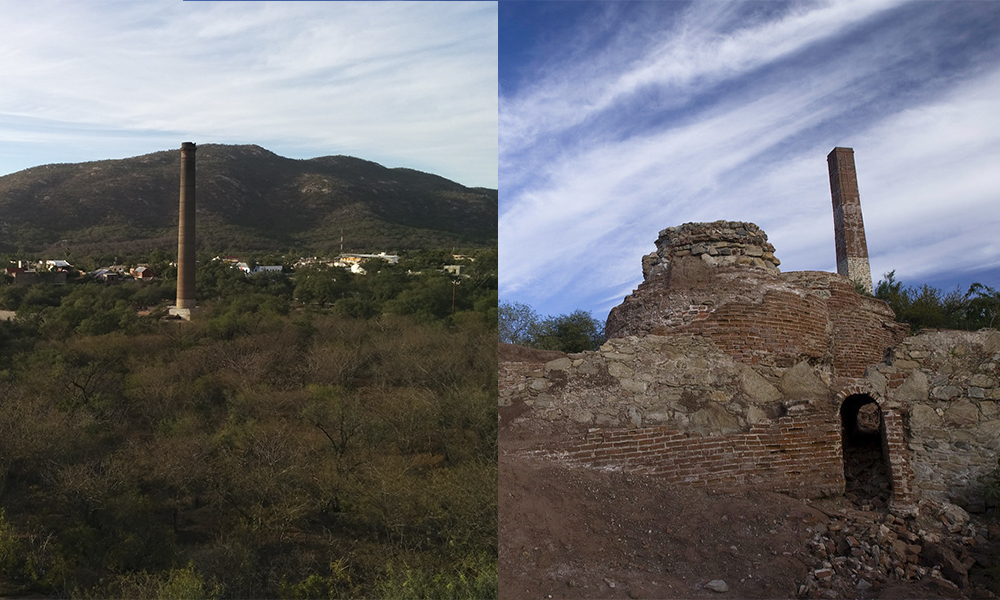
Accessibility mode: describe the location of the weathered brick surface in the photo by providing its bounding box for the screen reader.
[828,147,873,294]
[685,288,831,367]
[832,380,918,513]
[882,408,916,510]
[548,411,844,499]
[817,275,908,377]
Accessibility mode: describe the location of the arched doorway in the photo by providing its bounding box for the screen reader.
[840,394,892,509]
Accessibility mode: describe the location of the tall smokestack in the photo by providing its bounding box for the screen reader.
[176,142,196,310]
[827,147,872,294]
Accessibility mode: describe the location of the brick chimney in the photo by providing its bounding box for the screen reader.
[176,142,197,311]
[828,147,872,294]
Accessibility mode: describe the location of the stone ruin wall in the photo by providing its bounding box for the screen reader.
[876,329,1000,512]
[502,328,1000,514]
[606,222,909,378]
[501,335,846,499]
[501,334,916,511]
[502,221,1000,515]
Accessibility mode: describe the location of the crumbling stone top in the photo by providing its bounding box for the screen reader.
[609,220,906,376]
[657,220,772,248]
[643,220,780,280]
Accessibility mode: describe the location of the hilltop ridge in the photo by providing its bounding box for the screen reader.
[0,144,497,256]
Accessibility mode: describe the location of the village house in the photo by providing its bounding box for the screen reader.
[90,268,120,284]
[131,265,155,281]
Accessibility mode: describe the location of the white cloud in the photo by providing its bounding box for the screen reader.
[0,1,497,187]
[501,1,903,172]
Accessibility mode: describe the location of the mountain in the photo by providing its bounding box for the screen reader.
[0,144,497,256]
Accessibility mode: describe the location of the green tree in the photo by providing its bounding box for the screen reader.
[0,284,27,311]
[965,283,1000,329]
[383,274,456,322]
[294,264,351,306]
[498,301,538,346]
[530,310,605,353]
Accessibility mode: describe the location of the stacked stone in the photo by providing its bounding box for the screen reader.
[871,329,1000,512]
[643,221,780,279]
[501,334,801,432]
[797,501,995,598]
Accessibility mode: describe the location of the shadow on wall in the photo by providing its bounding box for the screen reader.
[840,394,892,510]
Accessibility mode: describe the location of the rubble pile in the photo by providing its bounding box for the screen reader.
[842,445,893,510]
[797,500,998,599]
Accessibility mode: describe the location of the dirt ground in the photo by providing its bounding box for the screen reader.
[501,433,998,600]
[499,345,996,600]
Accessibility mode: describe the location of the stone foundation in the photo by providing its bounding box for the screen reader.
[167,306,198,321]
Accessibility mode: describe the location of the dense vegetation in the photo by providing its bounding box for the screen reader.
[873,271,1000,333]
[0,250,497,599]
[498,301,605,353]
[0,144,497,256]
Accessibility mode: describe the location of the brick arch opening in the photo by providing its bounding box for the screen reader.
[840,394,892,509]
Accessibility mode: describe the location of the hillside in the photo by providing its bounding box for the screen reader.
[0,144,497,256]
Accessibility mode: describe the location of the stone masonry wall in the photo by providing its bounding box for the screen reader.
[873,329,1000,512]
[641,221,780,280]
[500,335,820,433]
[502,328,999,515]
[504,220,996,514]
[501,333,920,511]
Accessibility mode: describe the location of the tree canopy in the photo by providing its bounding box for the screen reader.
[874,271,999,332]
[499,301,605,353]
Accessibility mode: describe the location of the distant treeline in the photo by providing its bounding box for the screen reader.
[0,248,497,335]
[873,271,999,333]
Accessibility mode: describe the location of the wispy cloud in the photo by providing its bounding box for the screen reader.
[500,0,1000,319]
[0,1,497,187]
[502,1,899,152]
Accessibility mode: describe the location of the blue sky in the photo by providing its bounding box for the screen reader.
[0,1,498,189]
[499,1,1000,322]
